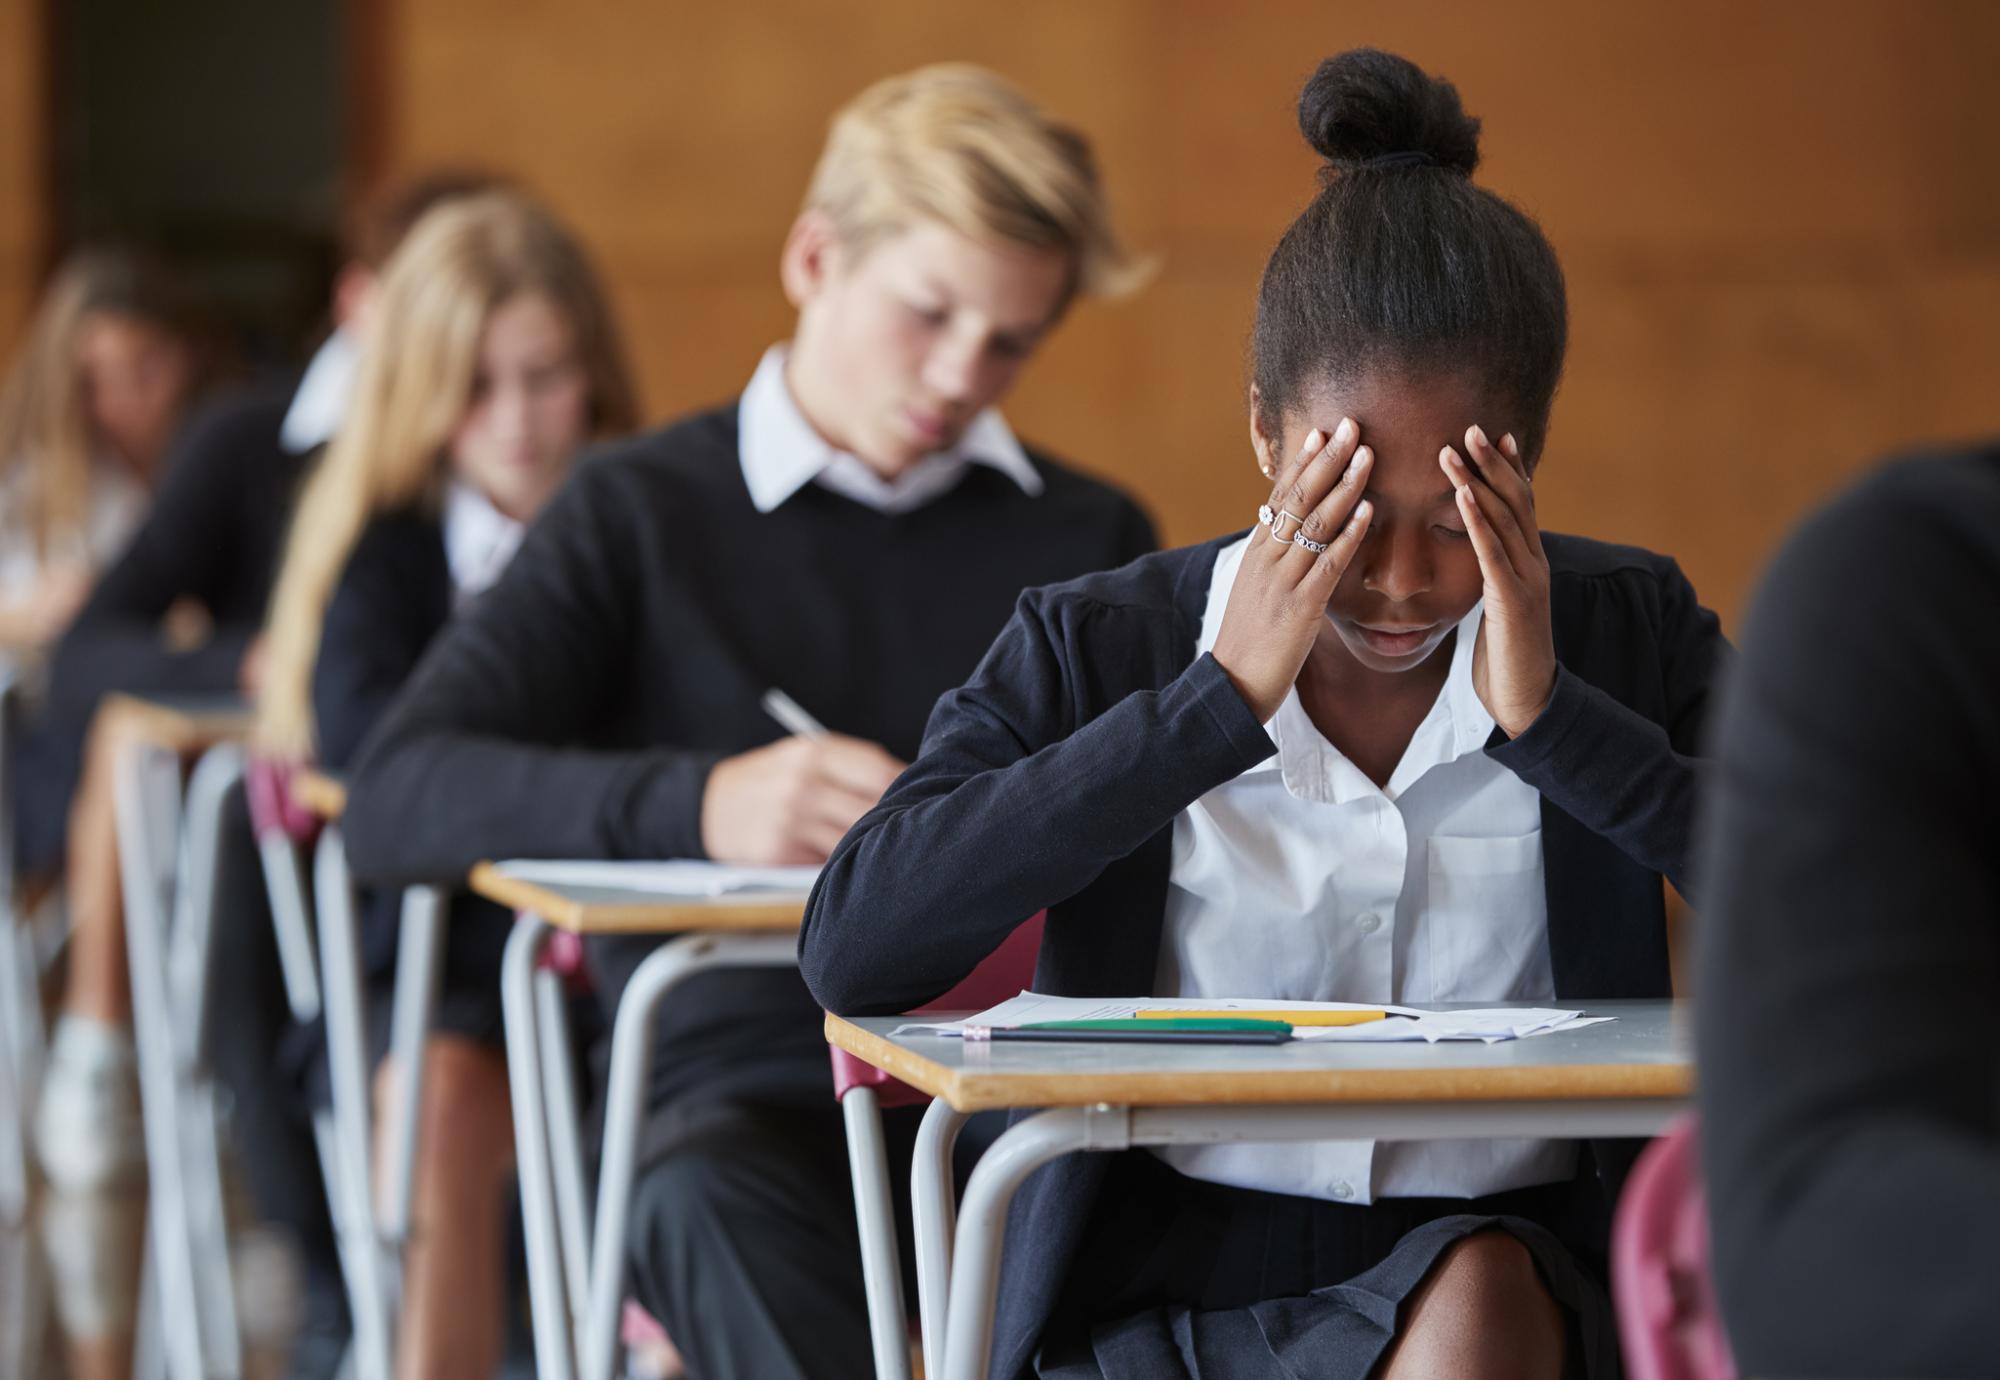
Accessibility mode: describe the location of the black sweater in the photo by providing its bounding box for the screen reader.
[54,382,309,706]
[344,403,1155,1096]
[1696,450,2000,1377]
[313,509,516,978]
[801,531,1726,1380]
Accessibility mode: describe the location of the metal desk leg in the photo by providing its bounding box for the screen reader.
[114,739,211,1380]
[0,914,37,1224]
[0,671,32,1226]
[941,1107,1128,1380]
[313,827,394,1380]
[578,931,799,1380]
[841,1084,913,1380]
[170,747,245,1380]
[257,824,373,1380]
[537,965,591,1334]
[501,913,575,1380]
[912,1097,968,1378]
[381,885,444,1264]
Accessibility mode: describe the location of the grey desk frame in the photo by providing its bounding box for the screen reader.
[831,1000,1692,1380]
[479,867,804,1380]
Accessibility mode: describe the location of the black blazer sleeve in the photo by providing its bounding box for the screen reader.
[1696,456,2000,1377]
[800,588,1276,1016]
[1489,555,1725,894]
[51,396,284,703]
[312,516,450,771]
[343,462,727,886]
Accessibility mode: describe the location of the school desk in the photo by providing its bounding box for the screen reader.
[469,863,807,1380]
[250,766,443,1380]
[107,692,252,1380]
[827,999,1691,1380]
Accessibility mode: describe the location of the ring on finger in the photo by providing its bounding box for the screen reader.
[1292,532,1329,554]
[1269,508,1306,543]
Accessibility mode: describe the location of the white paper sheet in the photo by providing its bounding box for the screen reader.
[891,991,1613,1044]
[494,859,819,899]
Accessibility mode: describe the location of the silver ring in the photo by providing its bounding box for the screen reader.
[1269,508,1305,543]
[1257,503,1275,528]
[1293,532,1329,554]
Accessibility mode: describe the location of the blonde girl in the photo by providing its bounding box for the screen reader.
[258,188,637,1380]
[0,246,213,651]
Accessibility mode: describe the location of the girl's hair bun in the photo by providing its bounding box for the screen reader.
[1297,49,1480,176]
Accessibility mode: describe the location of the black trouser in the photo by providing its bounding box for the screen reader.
[624,1088,925,1380]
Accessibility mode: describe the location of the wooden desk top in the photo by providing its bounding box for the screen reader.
[102,693,252,754]
[468,861,808,935]
[293,769,347,819]
[826,1001,1691,1112]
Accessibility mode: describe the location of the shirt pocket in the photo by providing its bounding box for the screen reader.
[1422,831,1550,1003]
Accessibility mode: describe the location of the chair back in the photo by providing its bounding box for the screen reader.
[829,912,1045,1107]
[1612,1114,1738,1380]
[244,757,324,846]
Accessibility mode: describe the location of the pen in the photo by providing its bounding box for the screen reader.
[983,1018,1295,1045]
[761,688,828,739]
[1135,1009,1392,1027]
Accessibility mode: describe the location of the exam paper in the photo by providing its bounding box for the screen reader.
[495,859,819,898]
[892,992,1613,1044]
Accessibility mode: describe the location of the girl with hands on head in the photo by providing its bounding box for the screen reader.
[1210,418,1373,722]
[1443,421,1559,737]
[806,47,1729,1380]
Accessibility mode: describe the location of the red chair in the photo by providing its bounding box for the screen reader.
[1612,1113,1737,1380]
[832,912,1045,1380]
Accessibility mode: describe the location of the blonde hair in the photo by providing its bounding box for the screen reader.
[805,63,1151,299]
[0,247,210,558]
[256,191,639,758]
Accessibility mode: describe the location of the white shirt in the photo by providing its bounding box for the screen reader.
[0,455,149,600]
[736,344,1042,515]
[280,331,358,455]
[1154,534,1575,1204]
[442,480,524,606]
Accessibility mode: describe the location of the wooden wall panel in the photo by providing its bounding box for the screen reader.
[370,0,2000,624]
[0,0,44,354]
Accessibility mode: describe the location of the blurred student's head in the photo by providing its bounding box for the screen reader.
[0,245,216,554]
[781,63,1148,477]
[256,191,638,758]
[331,168,509,334]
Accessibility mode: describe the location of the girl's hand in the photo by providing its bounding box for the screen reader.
[1212,418,1375,722]
[1441,426,1556,737]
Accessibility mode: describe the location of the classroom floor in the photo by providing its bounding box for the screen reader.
[2,1180,151,1380]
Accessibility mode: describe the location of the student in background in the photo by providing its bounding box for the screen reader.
[257,189,638,1380]
[1696,447,2000,1376]
[30,172,495,1380]
[0,241,214,1380]
[802,50,1726,1380]
[346,64,1156,1380]
[0,245,214,659]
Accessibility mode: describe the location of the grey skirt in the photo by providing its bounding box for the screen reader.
[1035,1150,1618,1380]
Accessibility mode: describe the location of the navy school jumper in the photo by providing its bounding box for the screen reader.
[801,530,1728,1380]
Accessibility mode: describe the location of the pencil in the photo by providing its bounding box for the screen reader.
[761,688,828,739]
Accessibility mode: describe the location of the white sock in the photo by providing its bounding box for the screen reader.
[48,1013,135,1073]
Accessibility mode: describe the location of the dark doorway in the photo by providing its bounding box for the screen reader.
[50,0,347,366]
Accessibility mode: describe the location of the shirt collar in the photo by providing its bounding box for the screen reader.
[735,343,1042,515]
[280,330,358,454]
[442,480,525,604]
[1195,534,1495,803]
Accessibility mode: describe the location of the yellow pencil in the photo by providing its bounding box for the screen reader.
[1135,1008,1390,1027]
